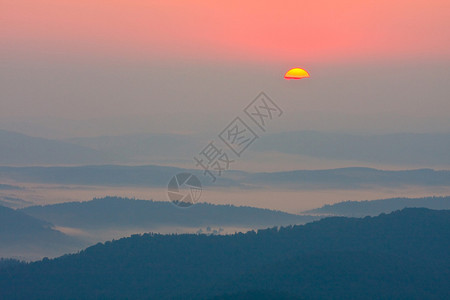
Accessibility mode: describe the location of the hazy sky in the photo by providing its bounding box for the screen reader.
[1,0,449,138]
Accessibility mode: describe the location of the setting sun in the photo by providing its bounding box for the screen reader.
[284,68,310,79]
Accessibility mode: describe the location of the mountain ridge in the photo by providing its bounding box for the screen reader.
[20,196,317,229]
[302,195,450,217]
[0,205,85,259]
[0,129,110,165]
[1,165,450,189]
[1,208,448,299]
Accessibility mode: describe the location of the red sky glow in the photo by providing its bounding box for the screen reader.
[1,0,449,63]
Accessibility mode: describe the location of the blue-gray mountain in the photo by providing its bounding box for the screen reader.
[1,197,318,259]
[303,196,450,217]
[1,165,450,189]
[66,133,203,164]
[0,196,32,209]
[255,131,450,165]
[2,129,450,166]
[1,208,448,299]
[67,131,450,166]
[0,183,22,190]
[0,129,110,165]
[0,164,240,187]
[0,205,84,258]
[20,197,317,229]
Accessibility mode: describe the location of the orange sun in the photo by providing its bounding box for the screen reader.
[284,68,310,80]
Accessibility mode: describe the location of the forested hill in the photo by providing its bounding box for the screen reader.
[21,196,316,229]
[1,208,449,299]
[0,205,83,258]
[302,196,450,217]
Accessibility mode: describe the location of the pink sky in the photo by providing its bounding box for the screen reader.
[1,0,450,139]
[2,0,449,63]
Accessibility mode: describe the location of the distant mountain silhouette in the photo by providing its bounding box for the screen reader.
[0,205,85,259]
[0,183,22,190]
[66,133,203,164]
[21,197,317,230]
[66,131,450,166]
[0,129,110,165]
[247,167,450,189]
[3,130,450,166]
[0,165,237,187]
[303,196,450,217]
[0,196,32,209]
[1,208,448,299]
[1,165,450,189]
[256,131,450,165]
